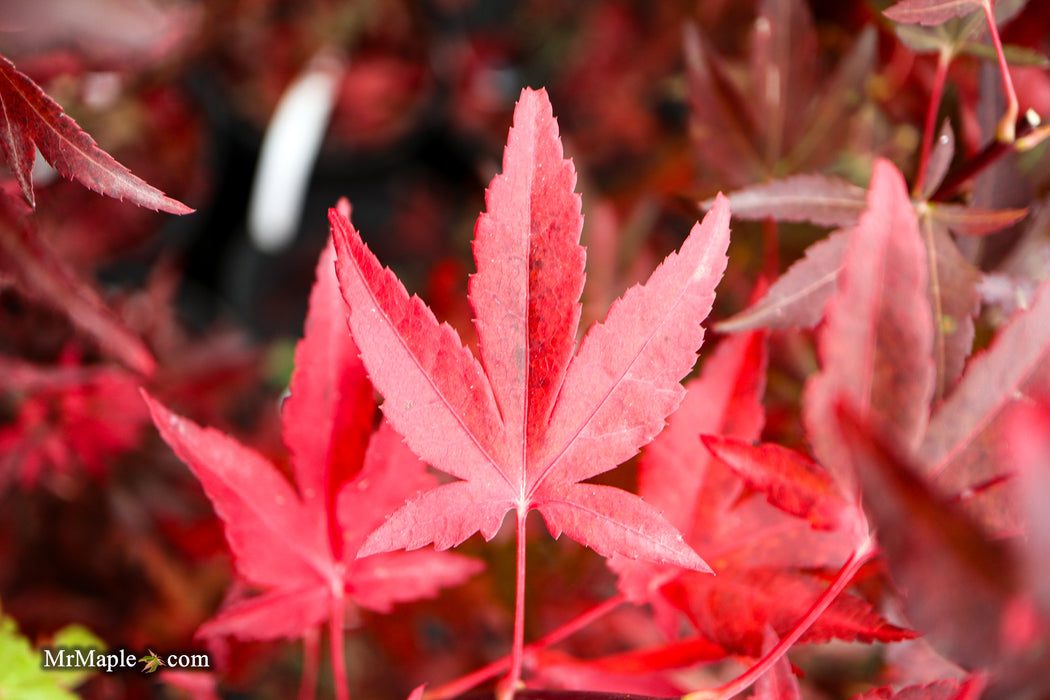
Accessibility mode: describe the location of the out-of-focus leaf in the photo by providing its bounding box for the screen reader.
[919,218,980,400]
[0,604,100,699]
[683,23,764,186]
[804,160,934,490]
[850,675,987,699]
[46,623,105,691]
[0,353,149,489]
[836,404,1016,671]
[895,23,955,54]
[884,0,985,27]
[716,230,849,333]
[919,281,1050,534]
[710,174,867,227]
[927,203,1028,236]
[701,436,854,531]
[891,0,1027,56]
[0,207,156,375]
[1003,401,1050,618]
[788,27,877,172]
[961,41,1050,67]
[750,0,817,165]
[922,120,956,199]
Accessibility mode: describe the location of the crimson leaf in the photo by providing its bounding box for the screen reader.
[0,53,191,213]
[143,238,480,643]
[335,87,726,570]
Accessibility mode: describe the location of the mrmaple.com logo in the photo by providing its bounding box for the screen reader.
[41,647,210,673]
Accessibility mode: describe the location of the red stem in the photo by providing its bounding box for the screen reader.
[497,508,530,700]
[331,592,349,700]
[298,627,321,700]
[982,0,1019,142]
[427,595,628,700]
[682,538,876,700]
[914,49,951,198]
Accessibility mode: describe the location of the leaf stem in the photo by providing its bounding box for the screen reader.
[914,48,952,198]
[427,595,628,700]
[681,538,876,700]
[331,591,349,700]
[498,508,530,700]
[982,0,1019,142]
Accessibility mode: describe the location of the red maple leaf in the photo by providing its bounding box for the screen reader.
[334,87,727,571]
[143,238,482,645]
[0,348,148,490]
[0,52,191,213]
[614,332,904,663]
[852,675,987,700]
[804,159,936,491]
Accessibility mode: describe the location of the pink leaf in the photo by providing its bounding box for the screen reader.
[339,88,727,571]
[927,203,1028,236]
[197,585,331,642]
[283,239,374,533]
[921,219,980,400]
[884,0,985,26]
[712,174,867,228]
[143,395,332,594]
[919,281,1050,532]
[716,229,849,333]
[144,238,481,643]
[836,404,1015,669]
[804,159,935,490]
[637,331,769,533]
[350,549,485,613]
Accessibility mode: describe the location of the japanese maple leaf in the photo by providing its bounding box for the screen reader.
[884,0,988,26]
[335,87,725,571]
[613,333,905,661]
[0,349,148,490]
[0,53,190,213]
[0,193,158,375]
[143,238,481,644]
[804,159,935,491]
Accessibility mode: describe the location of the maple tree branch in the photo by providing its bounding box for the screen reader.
[681,538,877,700]
[914,48,952,198]
[427,595,628,700]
